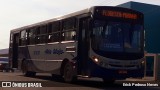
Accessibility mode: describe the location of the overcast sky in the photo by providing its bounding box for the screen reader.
[0,0,160,49]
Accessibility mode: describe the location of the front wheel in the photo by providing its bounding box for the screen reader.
[63,62,77,83]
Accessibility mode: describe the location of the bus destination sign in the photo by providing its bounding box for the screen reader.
[102,10,138,19]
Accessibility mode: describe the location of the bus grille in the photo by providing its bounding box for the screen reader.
[109,64,136,68]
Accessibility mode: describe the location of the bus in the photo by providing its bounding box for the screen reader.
[9,6,144,83]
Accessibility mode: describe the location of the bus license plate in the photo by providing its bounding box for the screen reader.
[118,70,127,74]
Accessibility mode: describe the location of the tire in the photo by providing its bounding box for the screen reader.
[63,62,77,83]
[21,60,36,77]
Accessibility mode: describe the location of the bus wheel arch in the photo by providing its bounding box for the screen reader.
[60,59,69,76]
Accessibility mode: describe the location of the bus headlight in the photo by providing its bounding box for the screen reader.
[140,58,145,68]
[141,58,145,66]
[92,56,99,63]
[141,61,145,64]
[94,58,99,62]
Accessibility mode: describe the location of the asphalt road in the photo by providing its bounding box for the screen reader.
[0,71,159,90]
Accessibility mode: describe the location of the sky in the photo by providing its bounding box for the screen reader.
[0,0,160,49]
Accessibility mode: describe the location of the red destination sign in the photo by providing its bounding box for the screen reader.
[102,10,138,19]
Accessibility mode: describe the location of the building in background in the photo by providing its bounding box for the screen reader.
[0,48,8,57]
[118,1,160,80]
[0,49,9,71]
[118,1,160,53]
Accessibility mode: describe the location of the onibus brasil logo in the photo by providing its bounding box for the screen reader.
[2,82,42,87]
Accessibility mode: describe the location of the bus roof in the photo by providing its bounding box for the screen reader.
[10,8,90,33]
[10,6,142,33]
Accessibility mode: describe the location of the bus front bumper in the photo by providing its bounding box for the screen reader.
[89,61,144,80]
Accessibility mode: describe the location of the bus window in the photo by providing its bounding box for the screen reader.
[92,20,143,53]
[62,18,76,41]
[92,20,123,52]
[28,28,36,45]
[48,23,52,34]
[124,24,143,52]
[48,21,60,43]
[47,21,60,33]
[19,30,27,46]
[39,25,47,44]
[52,22,60,32]
[63,18,76,30]
[33,25,48,44]
[61,31,76,41]
[35,36,40,44]
[40,25,47,34]
[39,35,47,44]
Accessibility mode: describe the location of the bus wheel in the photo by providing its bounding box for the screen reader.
[102,78,115,84]
[63,62,76,83]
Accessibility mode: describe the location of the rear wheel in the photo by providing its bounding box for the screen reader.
[63,62,77,83]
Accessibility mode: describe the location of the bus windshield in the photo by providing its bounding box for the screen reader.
[92,20,143,53]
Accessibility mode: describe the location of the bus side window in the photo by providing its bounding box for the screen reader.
[19,30,26,46]
[48,21,60,43]
[48,34,52,43]
[62,18,76,41]
[28,27,36,45]
[39,25,47,44]
[62,31,76,41]
[35,25,47,44]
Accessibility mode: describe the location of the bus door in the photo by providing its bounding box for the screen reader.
[77,17,90,75]
[11,33,19,68]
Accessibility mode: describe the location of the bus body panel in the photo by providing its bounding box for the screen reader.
[88,59,144,79]
[18,42,77,74]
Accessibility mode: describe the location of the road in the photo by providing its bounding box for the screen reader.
[0,71,159,90]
